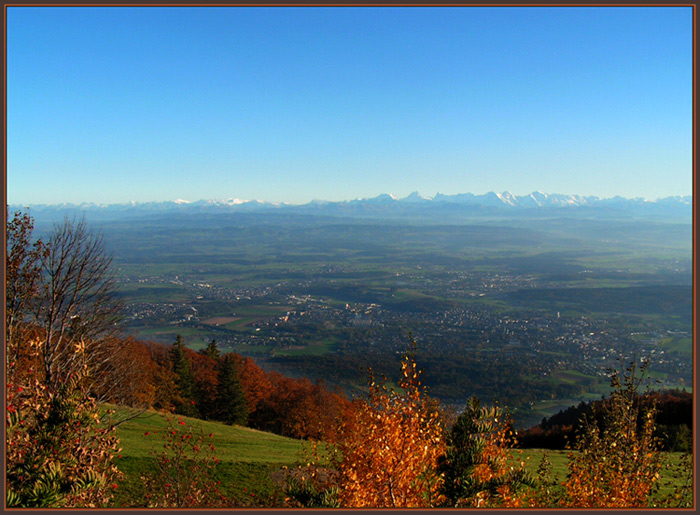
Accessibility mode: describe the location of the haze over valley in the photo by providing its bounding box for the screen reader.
[17,191,692,428]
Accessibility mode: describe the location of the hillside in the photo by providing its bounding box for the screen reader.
[110,406,307,461]
[105,403,692,508]
[107,406,311,508]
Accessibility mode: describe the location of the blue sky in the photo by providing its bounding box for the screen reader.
[6,6,693,205]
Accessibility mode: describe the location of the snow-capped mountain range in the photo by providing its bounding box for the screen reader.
[10,191,692,223]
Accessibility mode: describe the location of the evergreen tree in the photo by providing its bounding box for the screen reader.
[215,354,248,426]
[438,397,534,507]
[199,339,220,360]
[170,335,199,417]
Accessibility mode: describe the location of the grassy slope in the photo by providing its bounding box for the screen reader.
[111,406,304,462]
[107,406,310,507]
[107,406,691,508]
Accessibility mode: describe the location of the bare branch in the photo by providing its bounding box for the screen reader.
[31,216,123,389]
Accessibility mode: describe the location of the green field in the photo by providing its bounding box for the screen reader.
[111,407,305,462]
[108,405,692,508]
[659,336,693,357]
[108,406,310,507]
[216,304,292,332]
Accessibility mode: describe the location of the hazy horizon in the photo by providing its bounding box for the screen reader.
[7,6,693,206]
[8,190,695,208]
[7,189,694,211]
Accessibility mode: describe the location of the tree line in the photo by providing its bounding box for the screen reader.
[517,389,693,452]
[128,335,353,441]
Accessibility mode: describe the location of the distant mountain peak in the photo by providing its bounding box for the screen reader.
[9,191,691,224]
[402,191,432,202]
[223,198,247,205]
[496,191,518,206]
[358,193,398,203]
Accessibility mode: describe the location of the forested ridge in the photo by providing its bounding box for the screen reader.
[517,390,692,452]
[5,210,694,508]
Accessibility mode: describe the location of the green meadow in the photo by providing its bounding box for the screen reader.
[107,406,691,508]
[108,406,311,507]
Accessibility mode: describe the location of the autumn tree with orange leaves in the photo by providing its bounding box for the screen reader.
[333,345,446,508]
[561,360,663,508]
[6,338,122,508]
[6,212,122,507]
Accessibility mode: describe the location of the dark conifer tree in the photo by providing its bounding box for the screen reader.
[199,339,220,360]
[437,397,534,507]
[215,354,249,426]
[170,335,199,417]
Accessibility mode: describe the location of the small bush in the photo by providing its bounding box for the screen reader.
[140,414,230,507]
